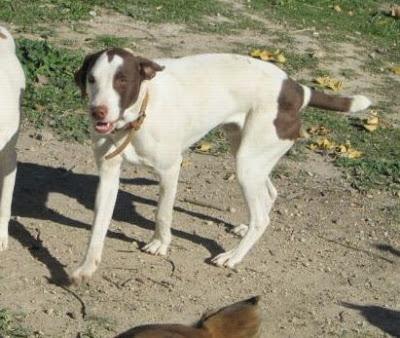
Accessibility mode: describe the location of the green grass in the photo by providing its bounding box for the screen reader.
[89,35,131,49]
[249,0,400,61]
[0,0,94,26]
[0,0,231,29]
[0,309,31,337]
[303,109,400,191]
[17,39,88,142]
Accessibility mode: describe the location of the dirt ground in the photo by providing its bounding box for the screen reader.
[1,6,400,338]
[0,125,398,338]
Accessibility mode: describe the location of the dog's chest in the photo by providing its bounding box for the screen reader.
[121,143,153,167]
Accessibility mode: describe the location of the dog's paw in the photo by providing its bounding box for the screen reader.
[231,224,249,237]
[70,264,97,285]
[142,239,169,256]
[212,250,241,269]
[0,235,8,251]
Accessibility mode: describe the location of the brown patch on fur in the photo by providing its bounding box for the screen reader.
[114,296,261,338]
[106,49,164,112]
[74,50,106,97]
[0,32,7,39]
[308,90,351,112]
[274,78,304,140]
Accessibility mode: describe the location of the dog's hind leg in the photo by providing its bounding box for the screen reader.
[223,123,251,237]
[142,158,182,256]
[0,146,17,251]
[213,111,292,268]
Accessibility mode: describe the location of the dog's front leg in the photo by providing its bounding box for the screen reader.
[142,159,182,256]
[71,156,122,284]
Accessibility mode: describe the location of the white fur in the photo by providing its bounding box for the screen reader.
[0,26,25,251]
[349,95,372,113]
[88,53,123,122]
[71,53,370,283]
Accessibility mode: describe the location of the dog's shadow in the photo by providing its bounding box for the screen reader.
[11,161,228,284]
[341,302,400,337]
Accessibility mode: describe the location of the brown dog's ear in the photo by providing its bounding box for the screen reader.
[199,296,262,338]
[137,56,165,80]
[74,50,105,97]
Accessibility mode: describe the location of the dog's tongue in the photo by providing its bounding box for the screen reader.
[95,122,112,133]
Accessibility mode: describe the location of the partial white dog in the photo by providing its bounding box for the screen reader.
[0,26,25,251]
[72,49,371,283]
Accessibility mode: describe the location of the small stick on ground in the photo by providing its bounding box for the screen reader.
[181,197,226,211]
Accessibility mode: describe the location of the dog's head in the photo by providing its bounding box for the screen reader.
[114,296,262,338]
[198,296,262,338]
[75,48,164,134]
[0,26,16,53]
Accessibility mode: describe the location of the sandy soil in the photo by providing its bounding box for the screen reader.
[0,126,398,338]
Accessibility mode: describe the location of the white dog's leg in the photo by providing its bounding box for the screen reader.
[143,159,181,256]
[0,148,17,251]
[213,112,292,268]
[231,178,277,238]
[71,156,122,284]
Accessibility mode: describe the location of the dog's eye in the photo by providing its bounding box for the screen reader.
[88,75,95,84]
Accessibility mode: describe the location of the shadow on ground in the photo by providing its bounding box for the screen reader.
[375,243,400,258]
[10,161,229,284]
[341,302,400,338]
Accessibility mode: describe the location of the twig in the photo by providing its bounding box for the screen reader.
[163,257,176,277]
[61,286,87,319]
[181,197,226,211]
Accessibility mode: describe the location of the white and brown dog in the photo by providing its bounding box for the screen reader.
[72,49,371,283]
[0,26,25,251]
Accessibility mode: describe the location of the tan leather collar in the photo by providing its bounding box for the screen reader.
[105,91,149,160]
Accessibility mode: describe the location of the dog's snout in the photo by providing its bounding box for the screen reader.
[90,105,108,120]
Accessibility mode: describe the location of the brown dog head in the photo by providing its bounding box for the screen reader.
[114,296,262,338]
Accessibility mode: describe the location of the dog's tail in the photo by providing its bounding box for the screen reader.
[198,296,262,338]
[301,85,372,113]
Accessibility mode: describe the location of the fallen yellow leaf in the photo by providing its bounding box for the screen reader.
[344,148,363,159]
[390,66,400,75]
[314,75,343,91]
[334,5,342,12]
[250,49,286,64]
[309,137,362,159]
[307,125,330,136]
[363,115,379,132]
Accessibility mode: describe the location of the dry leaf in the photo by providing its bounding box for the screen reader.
[196,142,213,153]
[314,75,343,91]
[36,75,49,85]
[391,5,400,18]
[362,114,379,132]
[309,138,362,159]
[343,147,363,159]
[250,49,286,64]
[390,65,400,75]
[307,125,330,136]
[334,5,342,12]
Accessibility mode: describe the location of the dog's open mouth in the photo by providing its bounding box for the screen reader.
[95,122,114,134]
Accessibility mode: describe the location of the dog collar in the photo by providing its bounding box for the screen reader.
[105,91,149,160]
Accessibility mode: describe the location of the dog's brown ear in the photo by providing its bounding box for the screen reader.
[137,56,165,80]
[74,50,105,97]
[199,296,262,338]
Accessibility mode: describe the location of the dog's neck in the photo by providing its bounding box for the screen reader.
[114,82,149,131]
